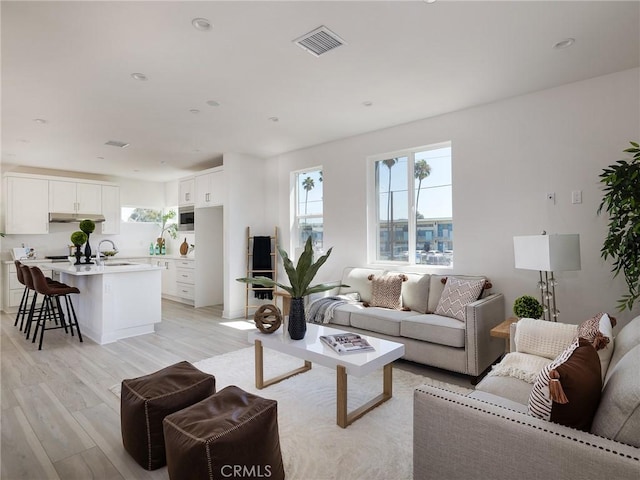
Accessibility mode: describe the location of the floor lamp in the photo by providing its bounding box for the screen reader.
[513,233,581,321]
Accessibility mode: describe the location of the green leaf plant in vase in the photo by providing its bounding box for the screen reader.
[79,219,96,264]
[157,210,178,254]
[70,231,88,266]
[236,236,348,340]
[513,295,544,320]
[598,141,640,311]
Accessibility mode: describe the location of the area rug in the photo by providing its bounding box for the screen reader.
[113,347,471,480]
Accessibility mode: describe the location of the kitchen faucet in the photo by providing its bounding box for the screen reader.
[96,239,119,266]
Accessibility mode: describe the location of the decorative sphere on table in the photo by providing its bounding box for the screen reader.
[254,304,282,334]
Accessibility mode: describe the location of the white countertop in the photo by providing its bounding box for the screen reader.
[49,262,164,276]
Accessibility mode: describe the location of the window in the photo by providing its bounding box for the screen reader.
[370,143,452,266]
[293,167,323,250]
[121,207,164,223]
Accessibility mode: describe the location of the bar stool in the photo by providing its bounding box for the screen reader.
[29,266,83,350]
[13,261,31,331]
[20,264,67,338]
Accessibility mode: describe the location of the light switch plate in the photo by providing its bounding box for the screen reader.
[571,190,582,204]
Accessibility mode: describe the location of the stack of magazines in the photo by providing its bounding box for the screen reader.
[320,333,375,354]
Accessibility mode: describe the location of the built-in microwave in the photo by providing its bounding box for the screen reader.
[178,206,195,231]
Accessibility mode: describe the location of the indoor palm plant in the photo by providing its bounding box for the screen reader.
[237,236,347,339]
[157,209,178,251]
[597,141,640,311]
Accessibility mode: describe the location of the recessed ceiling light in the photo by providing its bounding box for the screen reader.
[131,72,148,81]
[206,100,220,107]
[97,156,104,160]
[268,116,279,122]
[160,160,166,165]
[424,0,437,4]
[33,118,47,124]
[553,38,575,49]
[192,149,201,153]
[362,101,373,107]
[192,18,212,31]
[18,139,30,143]
[190,109,200,114]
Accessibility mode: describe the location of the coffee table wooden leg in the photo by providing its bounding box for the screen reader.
[336,363,394,429]
[254,340,312,390]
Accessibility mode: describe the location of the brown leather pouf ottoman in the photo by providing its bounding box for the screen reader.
[163,385,285,480]
[120,361,216,470]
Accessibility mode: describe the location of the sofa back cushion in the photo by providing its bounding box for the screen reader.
[514,318,577,360]
[605,314,640,384]
[400,273,431,313]
[339,267,385,304]
[591,344,640,447]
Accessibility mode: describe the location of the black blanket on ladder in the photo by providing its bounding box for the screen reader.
[252,236,273,299]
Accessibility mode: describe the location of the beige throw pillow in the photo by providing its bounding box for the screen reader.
[435,277,485,321]
[369,274,406,310]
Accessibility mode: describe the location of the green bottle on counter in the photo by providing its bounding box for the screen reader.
[149,243,154,255]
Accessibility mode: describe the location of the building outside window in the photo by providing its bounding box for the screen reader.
[293,167,323,250]
[370,143,452,266]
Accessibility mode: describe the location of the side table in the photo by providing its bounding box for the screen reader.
[490,317,518,353]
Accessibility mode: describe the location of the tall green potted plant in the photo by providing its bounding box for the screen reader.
[598,141,640,311]
[157,210,178,252]
[237,236,347,339]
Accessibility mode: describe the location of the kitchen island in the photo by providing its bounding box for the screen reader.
[49,262,164,345]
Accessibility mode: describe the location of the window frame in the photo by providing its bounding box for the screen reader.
[367,141,452,267]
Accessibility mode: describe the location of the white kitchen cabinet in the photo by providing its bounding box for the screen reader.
[179,178,195,206]
[195,168,224,208]
[175,259,195,302]
[4,175,49,234]
[101,185,120,234]
[49,180,102,214]
[154,258,177,297]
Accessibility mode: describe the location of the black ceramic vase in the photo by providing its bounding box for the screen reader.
[84,233,92,263]
[288,297,307,340]
[74,245,83,265]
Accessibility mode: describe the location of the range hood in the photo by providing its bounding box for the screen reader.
[49,212,106,223]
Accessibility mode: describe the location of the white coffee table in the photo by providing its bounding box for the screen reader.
[248,323,405,428]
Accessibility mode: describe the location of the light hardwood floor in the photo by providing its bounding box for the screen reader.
[1,299,468,480]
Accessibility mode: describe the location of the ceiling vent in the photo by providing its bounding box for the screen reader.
[293,25,345,57]
[105,140,130,148]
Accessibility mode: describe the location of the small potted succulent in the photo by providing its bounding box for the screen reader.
[513,295,544,319]
[70,231,88,265]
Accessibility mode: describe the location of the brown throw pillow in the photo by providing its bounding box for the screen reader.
[368,274,407,310]
[528,337,602,432]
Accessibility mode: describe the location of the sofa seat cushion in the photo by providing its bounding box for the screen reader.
[350,308,419,336]
[330,303,368,327]
[400,314,465,348]
[591,344,640,447]
[475,374,532,406]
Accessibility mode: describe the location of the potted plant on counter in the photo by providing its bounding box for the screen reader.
[236,236,347,340]
[79,219,96,264]
[70,231,88,265]
[157,210,178,254]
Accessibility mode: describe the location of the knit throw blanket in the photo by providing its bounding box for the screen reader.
[306,293,361,324]
[487,352,552,384]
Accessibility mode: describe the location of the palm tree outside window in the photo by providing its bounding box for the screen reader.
[294,167,323,252]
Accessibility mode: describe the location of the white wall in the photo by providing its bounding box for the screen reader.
[266,68,640,326]
[222,153,270,319]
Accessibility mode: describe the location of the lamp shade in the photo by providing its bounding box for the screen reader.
[513,234,581,272]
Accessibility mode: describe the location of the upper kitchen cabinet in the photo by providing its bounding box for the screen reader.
[3,175,49,234]
[179,178,195,206]
[49,180,102,214]
[195,168,224,208]
[101,185,121,234]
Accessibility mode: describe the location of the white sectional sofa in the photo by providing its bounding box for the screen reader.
[312,267,505,383]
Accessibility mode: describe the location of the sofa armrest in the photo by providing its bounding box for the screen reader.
[414,385,640,480]
[464,293,505,377]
